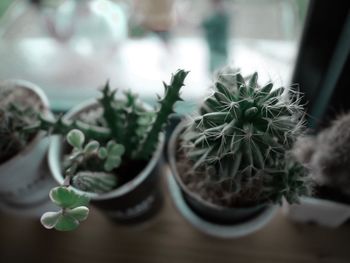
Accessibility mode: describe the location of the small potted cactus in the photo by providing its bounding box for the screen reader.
[284,113,350,227]
[36,70,188,231]
[167,68,312,238]
[0,80,56,217]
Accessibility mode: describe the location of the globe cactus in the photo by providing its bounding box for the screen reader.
[182,68,310,204]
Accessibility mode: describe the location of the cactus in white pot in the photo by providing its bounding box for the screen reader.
[182,70,311,205]
[28,70,189,231]
[167,67,312,237]
[0,80,56,217]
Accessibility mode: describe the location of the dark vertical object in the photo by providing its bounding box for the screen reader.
[292,0,350,130]
[30,0,42,6]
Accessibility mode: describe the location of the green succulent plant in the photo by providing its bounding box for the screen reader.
[0,103,39,163]
[182,68,310,205]
[38,69,189,231]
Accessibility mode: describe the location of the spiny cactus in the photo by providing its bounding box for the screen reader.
[182,68,309,204]
[293,112,350,196]
[135,70,189,159]
[34,70,188,161]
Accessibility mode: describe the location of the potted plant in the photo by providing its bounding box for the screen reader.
[284,113,350,227]
[0,79,56,217]
[33,70,189,231]
[167,68,312,238]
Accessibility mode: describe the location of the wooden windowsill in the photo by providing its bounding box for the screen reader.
[1,167,349,263]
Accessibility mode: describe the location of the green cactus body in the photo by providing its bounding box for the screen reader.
[134,70,189,160]
[183,69,307,203]
[122,91,145,156]
[71,172,117,194]
[27,115,112,142]
[98,82,126,143]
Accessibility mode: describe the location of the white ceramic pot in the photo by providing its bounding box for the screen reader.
[167,121,278,238]
[0,80,57,217]
[282,196,350,227]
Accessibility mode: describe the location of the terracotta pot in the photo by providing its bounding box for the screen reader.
[48,100,164,224]
[167,120,278,238]
[0,79,57,217]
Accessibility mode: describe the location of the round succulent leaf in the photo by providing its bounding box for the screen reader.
[71,192,90,208]
[106,140,117,152]
[108,144,125,156]
[49,186,77,208]
[104,156,121,172]
[49,186,89,208]
[98,147,108,159]
[40,211,62,229]
[66,206,89,222]
[67,129,85,149]
[54,214,80,231]
[84,140,100,154]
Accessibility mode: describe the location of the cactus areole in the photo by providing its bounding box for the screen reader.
[168,68,311,224]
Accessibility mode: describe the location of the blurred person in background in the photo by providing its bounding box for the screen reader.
[202,0,230,73]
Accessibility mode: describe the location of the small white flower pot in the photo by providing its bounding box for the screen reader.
[283,196,350,227]
[0,80,57,217]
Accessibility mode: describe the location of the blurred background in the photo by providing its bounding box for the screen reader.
[0,0,309,112]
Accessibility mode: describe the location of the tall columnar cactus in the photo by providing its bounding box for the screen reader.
[183,69,309,204]
[135,70,189,159]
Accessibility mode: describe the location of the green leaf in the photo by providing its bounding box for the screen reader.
[71,193,90,207]
[54,215,79,231]
[108,144,125,157]
[104,157,121,171]
[67,129,85,149]
[84,140,99,154]
[40,211,61,229]
[98,147,108,159]
[66,206,89,222]
[49,186,89,209]
[106,141,117,152]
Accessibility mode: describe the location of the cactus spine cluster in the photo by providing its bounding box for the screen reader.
[183,69,309,204]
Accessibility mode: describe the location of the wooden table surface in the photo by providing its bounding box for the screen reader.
[1,167,349,263]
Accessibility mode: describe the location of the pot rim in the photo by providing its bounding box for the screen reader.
[168,119,269,212]
[166,169,278,238]
[297,196,350,209]
[48,99,165,200]
[0,79,52,169]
